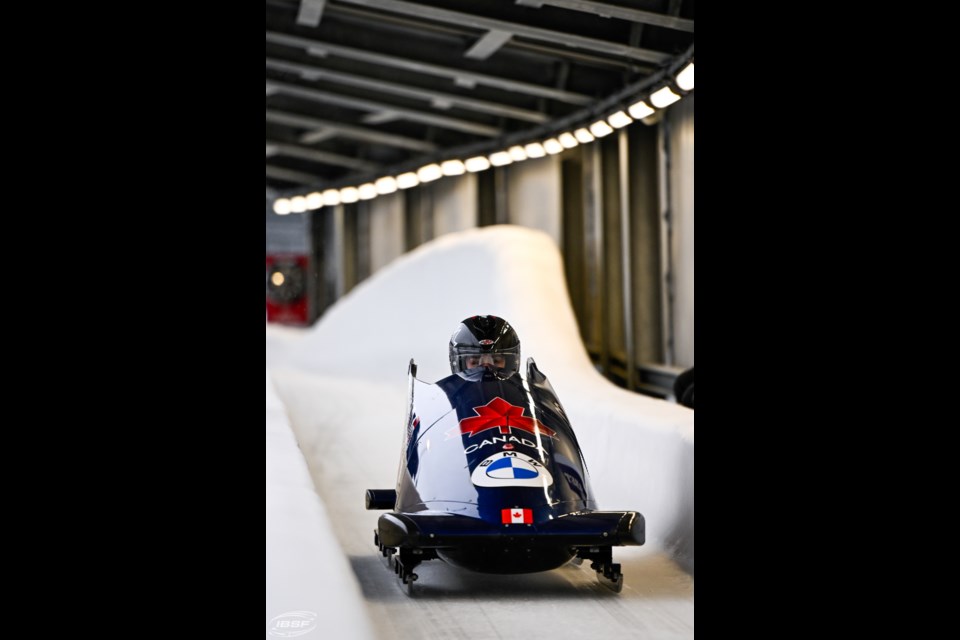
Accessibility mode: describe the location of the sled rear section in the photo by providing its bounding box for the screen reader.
[372,506,643,590]
[366,359,645,592]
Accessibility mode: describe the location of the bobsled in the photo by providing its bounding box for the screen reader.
[366,358,644,593]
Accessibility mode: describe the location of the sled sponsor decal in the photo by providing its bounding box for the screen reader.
[502,508,533,524]
[463,434,539,454]
[453,397,557,439]
[472,451,553,487]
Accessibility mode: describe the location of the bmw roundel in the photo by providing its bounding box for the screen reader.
[471,451,554,487]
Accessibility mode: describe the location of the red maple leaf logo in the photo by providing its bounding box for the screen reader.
[457,397,557,439]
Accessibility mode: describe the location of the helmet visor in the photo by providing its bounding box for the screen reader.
[454,345,520,378]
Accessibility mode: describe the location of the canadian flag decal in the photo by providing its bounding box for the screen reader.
[501,508,533,524]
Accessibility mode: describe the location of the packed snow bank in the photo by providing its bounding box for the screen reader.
[266,370,375,639]
[270,224,693,570]
[277,225,590,384]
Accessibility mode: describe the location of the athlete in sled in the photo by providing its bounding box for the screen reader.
[365,315,644,593]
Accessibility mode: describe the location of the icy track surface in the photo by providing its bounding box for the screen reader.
[267,226,693,639]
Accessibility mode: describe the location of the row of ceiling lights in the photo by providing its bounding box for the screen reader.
[273,62,693,215]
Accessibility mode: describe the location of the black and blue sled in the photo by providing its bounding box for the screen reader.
[366,359,644,593]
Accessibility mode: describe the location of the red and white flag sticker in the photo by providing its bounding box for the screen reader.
[502,508,532,524]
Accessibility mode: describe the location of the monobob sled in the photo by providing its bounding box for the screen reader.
[366,353,645,593]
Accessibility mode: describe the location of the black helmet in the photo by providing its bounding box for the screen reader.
[449,315,521,380]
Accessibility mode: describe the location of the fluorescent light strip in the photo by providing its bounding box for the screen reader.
[589,120,613,138]
[272,78,698,208]
[650,86,681,108]
[417,163,443,182]
[676,62,694,91]
[358,183,377,200]
[525,142,546,158]
[465,156,490,172]
[441,160,466,176]
[608,111,633,129]
[574,128,595,143]
[305,192,324,210]
[340,187,359,203]
[558,132,579,148]
[322,189,341,206]
[509,145,527,162]
[375,176,397,194]
[628,100,655,119]
[543,138,564,155]
[397,172,419,189]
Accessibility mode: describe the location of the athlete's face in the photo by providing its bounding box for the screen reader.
[465,353,506,370]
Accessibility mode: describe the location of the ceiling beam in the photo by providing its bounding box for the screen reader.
[267,109,437,153]
[360,112,399,125]
[266,165,322,185]
[266,31,591,105]
[297,0,327,26]
[465,29,514,60]
[266,140,382,172]
[266,79,503,137]
[298,129,338,145]
[514,0,694,32]
[322,4,647,70]
[266,109,438,152]
[334,0,672,64]
[266,57,548,123]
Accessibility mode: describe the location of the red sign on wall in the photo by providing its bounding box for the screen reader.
[266,254,309,325]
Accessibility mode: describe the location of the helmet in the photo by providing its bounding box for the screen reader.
[449,315,521,380]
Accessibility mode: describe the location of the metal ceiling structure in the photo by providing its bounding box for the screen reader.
[265,0,694,200]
